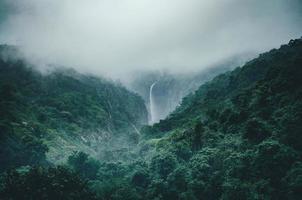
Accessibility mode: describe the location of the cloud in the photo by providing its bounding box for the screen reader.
[0,0,301,78]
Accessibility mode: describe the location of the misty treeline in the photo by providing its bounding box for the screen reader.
[1,38,302,200]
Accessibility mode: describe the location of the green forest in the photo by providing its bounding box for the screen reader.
[0,38,302,200]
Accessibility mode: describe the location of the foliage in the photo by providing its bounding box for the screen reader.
[67,151,100,180]
[0,48,148,168]
[0,166,96,200]
[1,38,302,199]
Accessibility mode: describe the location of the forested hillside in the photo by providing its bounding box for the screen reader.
[0,45,148,171]
[1,38,302,199]
[137,38,302,199]
[137,39,302,199]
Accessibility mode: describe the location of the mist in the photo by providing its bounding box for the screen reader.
[0,0,301,79]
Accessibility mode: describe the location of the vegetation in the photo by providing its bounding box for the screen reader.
[1,38,302,199]
[0,166,96,200]
[0,45,148,169]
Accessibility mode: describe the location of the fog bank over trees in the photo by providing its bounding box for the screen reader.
[0,0,301,79]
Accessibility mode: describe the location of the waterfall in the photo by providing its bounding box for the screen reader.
[149,81,157,124]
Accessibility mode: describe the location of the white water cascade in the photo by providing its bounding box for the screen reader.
[149,81,157,124]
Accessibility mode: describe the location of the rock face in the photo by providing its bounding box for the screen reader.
[128,53,253,124]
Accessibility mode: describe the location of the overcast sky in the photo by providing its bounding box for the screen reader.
[0,0,301,78]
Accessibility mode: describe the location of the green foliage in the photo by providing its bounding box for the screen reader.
[282,162,302,200]
[131,167,150,188]
[133,38,302,199]
[91,180,141,200]
[0,48,148,167]
[243,118,271,143]
[150,152,178,179]
[0,166,96,200]
[68,151,100,180]
[0,134,49,172]
[1,38,302,199]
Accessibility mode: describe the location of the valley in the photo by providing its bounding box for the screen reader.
[0,38,302,199]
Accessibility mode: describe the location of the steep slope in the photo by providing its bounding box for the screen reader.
[128,53,254,124]
[136,38,302,199]
[0,46,148,170]
[150,38,302,133]
[1,38,302,199]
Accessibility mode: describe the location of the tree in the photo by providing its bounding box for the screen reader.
[68,151,100,180]
[150,152,177,179]
[0,166,96,200]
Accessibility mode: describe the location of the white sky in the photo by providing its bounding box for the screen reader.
[0,0,301,78]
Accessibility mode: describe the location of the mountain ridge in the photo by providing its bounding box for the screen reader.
[0,47,148,169]
[1,37,302,199]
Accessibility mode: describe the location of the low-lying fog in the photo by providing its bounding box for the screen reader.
[0,0,301,81]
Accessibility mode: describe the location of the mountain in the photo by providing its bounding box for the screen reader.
[137,37,302,199]
[1,38,302,199]
[150,38,302,134]
[0,45,148,171]
[128,53,255,124]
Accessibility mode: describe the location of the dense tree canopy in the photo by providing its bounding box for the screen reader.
[1,38,302,199]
